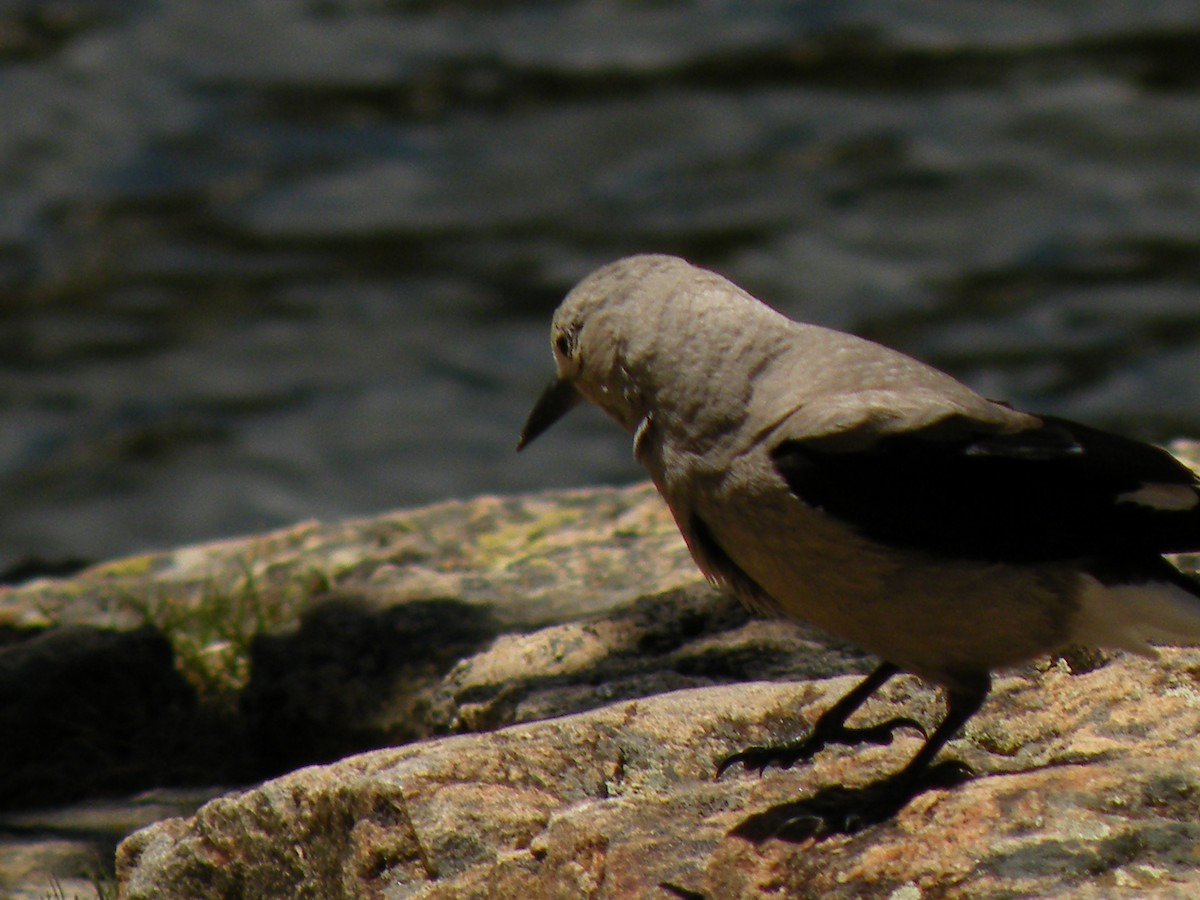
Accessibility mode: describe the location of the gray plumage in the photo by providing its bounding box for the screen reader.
[519,253,1200,830]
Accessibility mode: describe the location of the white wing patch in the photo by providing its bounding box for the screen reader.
[1115,483,1200,511]
[1073,574,1200,657]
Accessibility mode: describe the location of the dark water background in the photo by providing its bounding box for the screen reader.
[3,0,1200,573]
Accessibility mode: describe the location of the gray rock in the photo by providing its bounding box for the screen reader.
[7,457,1200,897]
[114,446,1200,897]
[117,649,1200,898]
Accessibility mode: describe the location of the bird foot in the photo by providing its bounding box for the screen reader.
[716,715,927,779]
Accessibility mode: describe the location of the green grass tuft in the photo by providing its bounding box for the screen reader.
[124,557,331,705]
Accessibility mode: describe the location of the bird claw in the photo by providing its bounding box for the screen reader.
[715,715,927,780]
[715,742,809,779]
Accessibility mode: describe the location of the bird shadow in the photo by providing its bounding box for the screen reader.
[728,759,974,843]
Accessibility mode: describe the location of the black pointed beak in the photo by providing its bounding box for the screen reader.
[517,378,581,451]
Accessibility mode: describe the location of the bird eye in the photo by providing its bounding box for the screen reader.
[555,334,573,358]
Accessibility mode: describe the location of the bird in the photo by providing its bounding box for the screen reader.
[517,253,1200,832]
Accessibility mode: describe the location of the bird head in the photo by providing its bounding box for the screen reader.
[517,255,687,450]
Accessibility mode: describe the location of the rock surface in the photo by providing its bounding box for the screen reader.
[1,483,698,895]
[5,447,1200,896]
[118,652,1200,898]
[0,484,701,796]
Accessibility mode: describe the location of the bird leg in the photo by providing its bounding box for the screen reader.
[885,672,989,789]
[717,662,926,778]
[819,673,989,831]
[727,672,992,838]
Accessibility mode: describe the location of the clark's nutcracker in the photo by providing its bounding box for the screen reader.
[518,254,1200,829]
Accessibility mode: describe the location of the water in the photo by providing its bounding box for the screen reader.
[3,0,1200,572]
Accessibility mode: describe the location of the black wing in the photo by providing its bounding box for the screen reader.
[772,414,1200,563]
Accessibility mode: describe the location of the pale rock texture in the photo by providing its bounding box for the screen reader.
[7,456,1200,897]
[118,651,1200,898]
